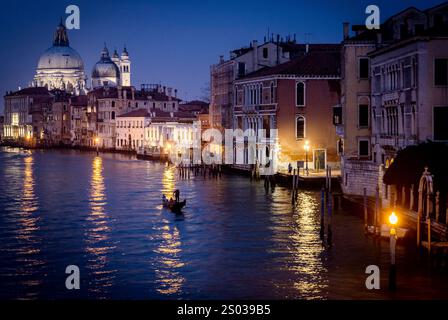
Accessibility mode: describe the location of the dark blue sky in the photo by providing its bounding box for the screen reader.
[0,0,443,112]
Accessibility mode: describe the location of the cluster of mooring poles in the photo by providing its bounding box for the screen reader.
[178,163,222,180]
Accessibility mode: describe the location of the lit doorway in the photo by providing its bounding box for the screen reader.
[313,149,326,172]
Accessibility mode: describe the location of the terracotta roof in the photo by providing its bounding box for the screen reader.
[71,95,88,107]
[175,111,196,119]
[179,100,209,113]
[5,87,50,97]
[89,86,119,99]
[242,49,341,79]
[135,90,182,102]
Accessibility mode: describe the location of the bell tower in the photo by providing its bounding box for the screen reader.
[120,46,131,86]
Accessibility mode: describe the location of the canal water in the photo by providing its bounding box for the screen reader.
[0,146,447,300]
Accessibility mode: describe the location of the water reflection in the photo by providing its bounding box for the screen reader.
[153,165,186,296]
[269,188,328,299]
[290,192,328,299]
[161,164,175,198]
[85,156,116,297]
[16,155,44,298]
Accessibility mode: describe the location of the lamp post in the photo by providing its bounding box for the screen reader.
[389,211,398,291]
[304,140,310,176]
[95,137,99,156]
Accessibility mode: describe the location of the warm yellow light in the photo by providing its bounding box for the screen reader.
[95,138,99,144]
[304,140,310,152]
[389,212,398,225]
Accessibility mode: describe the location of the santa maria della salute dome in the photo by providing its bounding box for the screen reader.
[32,21,131,95]
[33,21,87,94]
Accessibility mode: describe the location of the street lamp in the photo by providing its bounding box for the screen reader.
[304,140,310,176]
[95,137,99,156]
[389,211,398,291]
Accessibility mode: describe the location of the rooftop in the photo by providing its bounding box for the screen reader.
[241,47,341,79]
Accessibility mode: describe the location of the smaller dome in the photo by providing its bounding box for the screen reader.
[92,46,120,79]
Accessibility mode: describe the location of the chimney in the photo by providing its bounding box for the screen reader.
[343,22,350,40]
[174,89,178,98]
[376,32,382,44]
[252,40,258,70]
[276,34,280,65]
[219,55,224,63]
[163,86,166,94]
[167,87,172,99]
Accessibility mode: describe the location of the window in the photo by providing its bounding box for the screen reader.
[333,106,342,125]
[359,58,370,79]
[414,24,424,35]
[358,104,369,127]
[296,116,305,139]
[400,24,408,39]
[358,139,370,157]
[434,106,448,141]
[263,48,268,59]
[270,82,275,103]
[111,111,115,120]
[435,58,448,86]
[11,113,19,125]
[238,62,246,77]
[434,14,444,28]
[403,66,412,88]
[296,82,305,106]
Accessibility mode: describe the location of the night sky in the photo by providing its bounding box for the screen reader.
[0,0,443,112]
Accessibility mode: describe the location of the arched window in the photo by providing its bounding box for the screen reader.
[270,82,275,103]
[111,111,115,120]
[296,116,305,139]
[296,82,305,106]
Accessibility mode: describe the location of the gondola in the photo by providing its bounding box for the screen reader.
[162,197,186,213]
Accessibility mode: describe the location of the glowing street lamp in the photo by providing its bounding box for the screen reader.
[304,140,310,176]
[388,211,398,291]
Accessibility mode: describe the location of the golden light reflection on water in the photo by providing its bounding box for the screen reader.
[161,164,176,197]
[153,165,186,296]
[269,188,328,299]
[16,155,44,296]
[18,156,40,245]
[86,156,116,295]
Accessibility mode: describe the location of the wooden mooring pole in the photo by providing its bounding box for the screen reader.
[320,187,325,241]
[364,187,368,234]
[327,166,332,247]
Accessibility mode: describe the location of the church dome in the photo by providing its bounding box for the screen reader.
[37,46,84,70]
[33,21,86,95]
[92,46,120,78]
